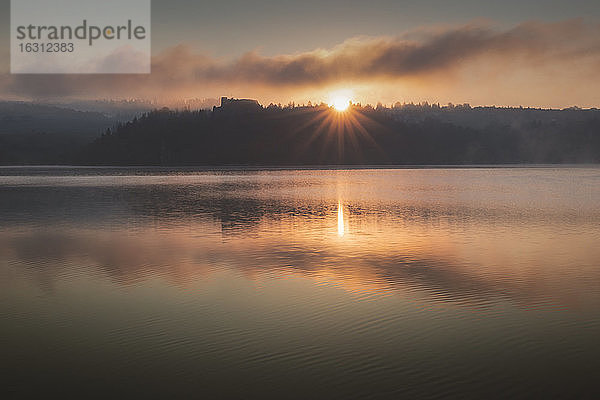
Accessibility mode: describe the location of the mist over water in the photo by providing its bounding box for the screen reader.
[1,167,599,398]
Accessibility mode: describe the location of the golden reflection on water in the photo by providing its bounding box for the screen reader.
[2,168,600,398]
[2,208,599,310]
[337,200,345,237]
[1,168,599,311]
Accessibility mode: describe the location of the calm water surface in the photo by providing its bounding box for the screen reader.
[1,167,599,398]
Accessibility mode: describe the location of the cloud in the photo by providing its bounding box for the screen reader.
[90,45,151,74]
[2,19,600,101]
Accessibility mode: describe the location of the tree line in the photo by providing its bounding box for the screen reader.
[77,103,600,165]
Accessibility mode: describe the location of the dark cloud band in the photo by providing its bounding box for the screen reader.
[2,19,599,98]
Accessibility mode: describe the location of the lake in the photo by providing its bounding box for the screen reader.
[1,166,599,398]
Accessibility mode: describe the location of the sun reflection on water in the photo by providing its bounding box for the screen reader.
[337,200,344,237]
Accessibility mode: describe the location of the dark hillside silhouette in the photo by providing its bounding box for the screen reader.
[79,99,600,165]
[0,102,115,164]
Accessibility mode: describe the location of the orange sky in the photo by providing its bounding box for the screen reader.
[1,0,599,108]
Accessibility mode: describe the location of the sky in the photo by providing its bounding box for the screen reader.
[1,0,600,107]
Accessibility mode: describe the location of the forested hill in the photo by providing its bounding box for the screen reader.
[79,103,600,165]
[0,102,113,164]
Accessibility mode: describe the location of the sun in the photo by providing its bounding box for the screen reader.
[333,97,350,111]
[329,90,353,112]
